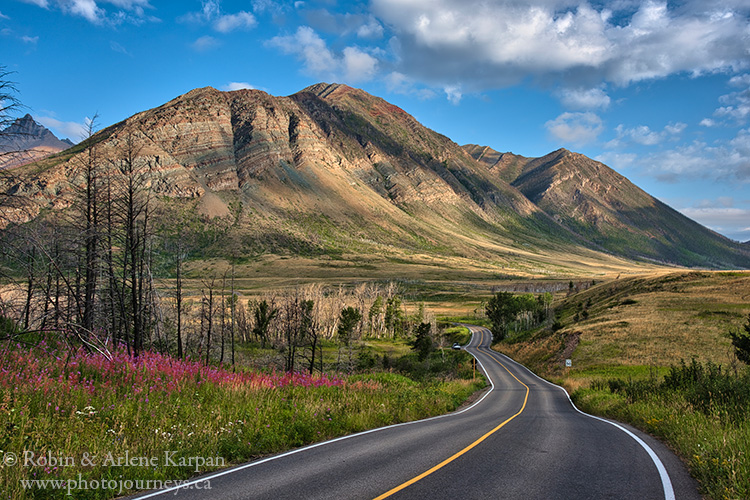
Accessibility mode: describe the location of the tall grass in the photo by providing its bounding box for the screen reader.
[573,360,750,500]
[0,342,483,499]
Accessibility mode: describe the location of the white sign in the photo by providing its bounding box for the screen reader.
[565,359,572,367]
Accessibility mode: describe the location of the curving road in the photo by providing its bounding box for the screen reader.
[130,326,701,499]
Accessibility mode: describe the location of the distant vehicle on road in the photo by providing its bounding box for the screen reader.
[452,343,462,350]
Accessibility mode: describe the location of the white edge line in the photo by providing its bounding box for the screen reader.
[482,332,676,500]
[133,328,494,499]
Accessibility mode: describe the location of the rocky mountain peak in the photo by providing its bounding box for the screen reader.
[0,114,74,169]
[10,114,44,134]
[301,82,355,99]
[5,114,73,144]
[5,114,72,144]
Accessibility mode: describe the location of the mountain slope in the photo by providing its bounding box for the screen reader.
[2,84,748,273]
[4,85,593,269]
[0,114,73,169]
[462,144,529,184]
[465,145,749,268]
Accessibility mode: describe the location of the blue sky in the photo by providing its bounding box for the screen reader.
[2,0,749,242]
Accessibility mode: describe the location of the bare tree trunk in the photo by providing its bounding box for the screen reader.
[203,280,215,366]
[220,272,226,364]
[175,243,183,359]
[230,264,235,367]
[22,247,35,330]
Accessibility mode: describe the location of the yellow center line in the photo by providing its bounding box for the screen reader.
[372,328,530,500]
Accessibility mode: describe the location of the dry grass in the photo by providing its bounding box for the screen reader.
[494,271,750,383]
[568,271,750,368]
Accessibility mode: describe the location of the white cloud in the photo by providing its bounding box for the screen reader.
[179,0,219,23]
[357,18,384,39]
[709,84,750,125]
[35,115,88,142]
[222,82,256,91]
[342,46,378,82]
[443,85,462,104]
[268,26,379,84]
[695,197,736,209]
[558,86,610,110]
[664,122,687,135]
[269,27,336,76]
[103,0,152,9]
[618,128,750,183]
[729,74,750,88]
[647,144,713,182]
[545,112,603,146]
[606,121,687,148]
[191,35,220,52]
[110,40,130,55]
[370,0,750,90]
[0,11,9,20]
[213,11,256,33]
[617,125,661,146]
[679,205,750,241]
[252,0,290,15]
[20,0,49,7]
[64,0,104,23]
[304,9,384,40]
[595,152,638,171]
[180,1,256,33]
[384,72,437,100]
[20,0,156,25]
[21,35,39,44]
[385,72,410,93]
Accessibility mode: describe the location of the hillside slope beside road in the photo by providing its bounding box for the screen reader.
[129,327,700,500]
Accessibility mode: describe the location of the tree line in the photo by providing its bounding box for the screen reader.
[485,291,553,341]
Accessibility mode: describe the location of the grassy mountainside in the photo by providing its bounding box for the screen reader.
[466,145,750,268]
[0,84,651,278]
[1,84,747,276]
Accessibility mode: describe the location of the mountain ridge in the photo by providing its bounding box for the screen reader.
[465,144,747,267]
[0,114,73,169]
[2,84,748,271]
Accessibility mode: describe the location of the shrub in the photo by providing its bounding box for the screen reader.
[727,314,750,365]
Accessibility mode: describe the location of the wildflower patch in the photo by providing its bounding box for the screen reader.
[0,343,483,499]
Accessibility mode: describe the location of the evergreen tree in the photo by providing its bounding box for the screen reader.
[411,322,433,361]
[728,314,750,365]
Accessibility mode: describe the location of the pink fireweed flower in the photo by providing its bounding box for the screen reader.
[1,345,342,400]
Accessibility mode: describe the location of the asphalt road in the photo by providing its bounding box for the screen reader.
[130,326,701,500]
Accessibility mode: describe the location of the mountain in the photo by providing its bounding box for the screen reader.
[2,85,748,272]
[0,114,74,169]
[464,145,748,268]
